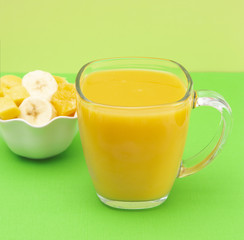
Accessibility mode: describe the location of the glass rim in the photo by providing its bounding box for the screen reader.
[76,57,193,109]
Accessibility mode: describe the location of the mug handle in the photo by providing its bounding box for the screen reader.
[178,90,232,178]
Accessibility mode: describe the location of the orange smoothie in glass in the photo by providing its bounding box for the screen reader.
[77,69,192,201]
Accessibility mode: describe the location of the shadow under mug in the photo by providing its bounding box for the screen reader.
[75,57,232,210]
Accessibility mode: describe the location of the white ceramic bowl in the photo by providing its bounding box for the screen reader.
[0,116,78,159]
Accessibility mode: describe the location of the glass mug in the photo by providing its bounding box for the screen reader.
[76,57,231,209]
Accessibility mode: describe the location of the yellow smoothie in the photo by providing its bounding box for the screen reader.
[77,70,192,201]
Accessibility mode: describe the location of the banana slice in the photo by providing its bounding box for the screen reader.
[19,97,57,126]
[22,70,58,101]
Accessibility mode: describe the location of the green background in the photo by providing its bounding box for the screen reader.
[0,73,243,239]
[0,0,244,73]
[1,0,244,239]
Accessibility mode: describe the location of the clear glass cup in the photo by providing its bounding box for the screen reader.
[76,57,232,210]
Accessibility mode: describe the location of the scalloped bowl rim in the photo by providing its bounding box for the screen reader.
[0,115,77,128]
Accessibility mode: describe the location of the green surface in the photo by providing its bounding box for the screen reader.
[0,72,243,239]
[1,0,244,73]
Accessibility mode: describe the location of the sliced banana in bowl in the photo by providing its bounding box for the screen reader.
[22,70,58,101]
[19,97,57,127]
[0,71,78,159]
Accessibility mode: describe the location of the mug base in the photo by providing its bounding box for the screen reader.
[97,194,168,210]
